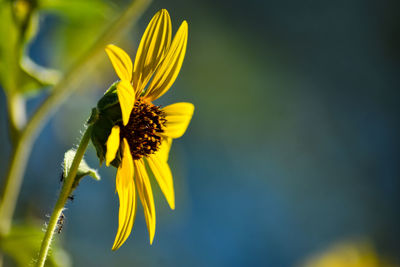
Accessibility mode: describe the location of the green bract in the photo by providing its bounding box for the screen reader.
[90,82,123,167]
[63,149,100,191]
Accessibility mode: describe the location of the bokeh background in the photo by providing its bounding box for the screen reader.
[1,0,399,266]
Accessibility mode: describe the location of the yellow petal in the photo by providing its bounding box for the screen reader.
[144,21,188,101]
[147,154,175,210]
[117,80,135,126]
[105,44,133,82]
[112,139,136,250]
[133,9,172,97]
[106,126,120,166]
[156,138,172,162]
[162,102,194,138]
[133,158,156,244]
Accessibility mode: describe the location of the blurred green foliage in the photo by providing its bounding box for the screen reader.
[0,224,70,266]
[0,0,115,97]
[38,0,116,70]
[0,0,49,95]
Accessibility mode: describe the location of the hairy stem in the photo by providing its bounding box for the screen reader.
[35,125,93,267]
[0,0,150,236]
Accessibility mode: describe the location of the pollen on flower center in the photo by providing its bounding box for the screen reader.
[120,98,166,160]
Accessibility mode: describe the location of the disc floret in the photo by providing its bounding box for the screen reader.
[120,98,166,160]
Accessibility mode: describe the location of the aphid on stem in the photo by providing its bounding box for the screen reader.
[56,212,65,234]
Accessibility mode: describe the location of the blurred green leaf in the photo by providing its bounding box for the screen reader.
[0,0,20,93]
[38,0,116,70]
[0,0,59,95]
[14,1,40,48]
[18,56,61,94]
[0,224,71,267]
[38,0,114,20]
[63,149,100,191]
[1,0,116,95]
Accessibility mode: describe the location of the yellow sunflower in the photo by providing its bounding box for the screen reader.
[102,9,193,250]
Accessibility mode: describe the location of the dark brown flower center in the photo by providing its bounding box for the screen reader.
[120,98,166,160]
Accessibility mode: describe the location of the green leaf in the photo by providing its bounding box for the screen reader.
[0,223,71,267]
[18,56,61,95]
[63,149,100,190]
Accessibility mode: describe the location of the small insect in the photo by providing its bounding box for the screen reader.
[56,212,65,234]
[60,172,65,182]
[68,194,74,201]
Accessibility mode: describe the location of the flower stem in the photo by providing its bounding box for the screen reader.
[35,125,93,267]
[0,0,151,236]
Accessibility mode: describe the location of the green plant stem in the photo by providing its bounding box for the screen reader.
[6,93,26,144]
[35,125,93,267]
[0,0,150,236]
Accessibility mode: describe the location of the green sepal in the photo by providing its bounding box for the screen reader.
[87,107,99,125]
[90,82,123,167]
[91,114,113,165]
[63,149,100,191]
[96,81,119,110]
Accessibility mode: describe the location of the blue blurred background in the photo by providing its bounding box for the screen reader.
[1,0,399,266]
